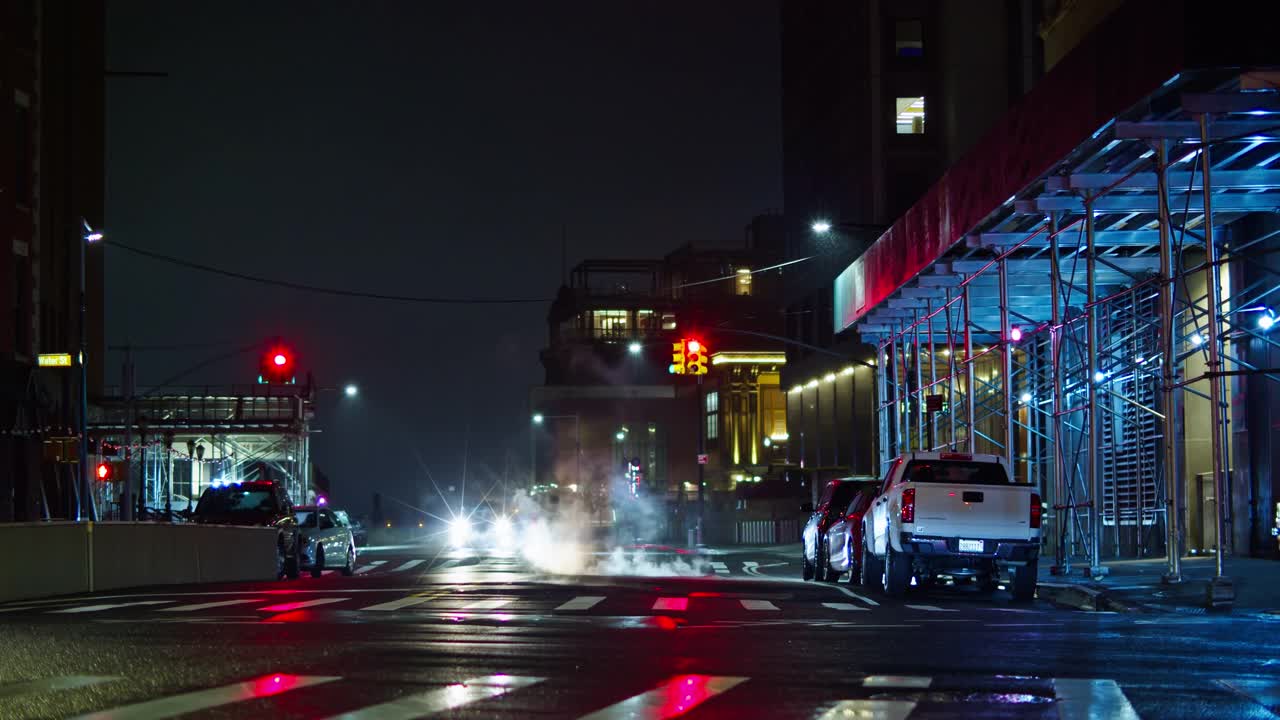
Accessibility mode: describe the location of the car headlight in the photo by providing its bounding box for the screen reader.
[448,517,472,547]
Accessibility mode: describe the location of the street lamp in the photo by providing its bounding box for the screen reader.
[79,220,103,521]
[628,341,642,355]
[344,383,359,398]
[529,413,581,492]
[810,220,832,235]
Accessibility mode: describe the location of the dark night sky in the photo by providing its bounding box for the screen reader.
[104,2,781,516]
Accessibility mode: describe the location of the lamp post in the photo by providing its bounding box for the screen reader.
[79,220,102,521]
[530,413,581,492]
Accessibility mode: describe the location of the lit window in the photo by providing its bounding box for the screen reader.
[661,313,677,330]
[735,268,752,296]
[637,310,657,332]
[705,391,719,441]
[895,20,923,58]
[896,97,926,134]
[592,310,629,339]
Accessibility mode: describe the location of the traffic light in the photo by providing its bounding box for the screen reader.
[670,342,685,375]
[684,338,708,375]
[259,340,297,384]
[96,462,114,481]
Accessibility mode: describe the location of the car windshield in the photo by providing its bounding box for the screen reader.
[295,510,314,526]
[196,486,277,515]
[903,460,1013,485]
[333,510,351,527]
[829,482,863,511]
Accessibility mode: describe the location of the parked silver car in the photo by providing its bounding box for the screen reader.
[295,505,356,577]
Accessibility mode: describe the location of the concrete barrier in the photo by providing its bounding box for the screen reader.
[0,522,277,604]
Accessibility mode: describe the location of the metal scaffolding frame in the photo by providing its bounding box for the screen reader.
[856,74,1280,578]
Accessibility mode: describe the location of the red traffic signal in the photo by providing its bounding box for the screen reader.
[684,337,708,375]
[260,341,297,384]
[96,463,113,481]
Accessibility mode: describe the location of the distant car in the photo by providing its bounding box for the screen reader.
[822,485,880,584]
[802,478,879,582]
[295,505,357,577]
[333,510,368,547]
[192,480,301,579]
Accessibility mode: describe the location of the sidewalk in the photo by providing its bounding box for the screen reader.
[1037,554,1280,614]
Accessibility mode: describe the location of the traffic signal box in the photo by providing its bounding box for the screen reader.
[259,341,297,384]
[669,338,708,375]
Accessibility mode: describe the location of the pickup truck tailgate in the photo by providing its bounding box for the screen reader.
[909,483,1033,540]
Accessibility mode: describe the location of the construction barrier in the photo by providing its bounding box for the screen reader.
[734,519,800,545]
[0,521,277,604]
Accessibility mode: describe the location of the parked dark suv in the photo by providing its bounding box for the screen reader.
[192,480,301,579]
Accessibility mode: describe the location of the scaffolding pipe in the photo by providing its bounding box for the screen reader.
[1049,213,1069,572]
[914,309,925,450]
[1156,140,1183,582]
[877,339,890,468]
[1199,114,1229,580]
[999,257,1014,468]
[926,298,938,450]
[1086,197,1104,574]
[963,284,976,453]
[945,288,957,449]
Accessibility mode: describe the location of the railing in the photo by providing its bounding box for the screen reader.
[734,519,800,545]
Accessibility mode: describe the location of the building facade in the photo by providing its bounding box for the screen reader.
[531,216,797,543]
[779,0,1045,495]
[1,1,105,521]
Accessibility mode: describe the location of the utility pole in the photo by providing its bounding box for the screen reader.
[696,374,705,547]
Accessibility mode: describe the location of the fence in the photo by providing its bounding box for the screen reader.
[734,519,800,545]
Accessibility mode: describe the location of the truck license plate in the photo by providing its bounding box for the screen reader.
[958,539,984,553]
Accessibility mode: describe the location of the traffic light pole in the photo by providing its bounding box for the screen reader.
[696,374,704,547]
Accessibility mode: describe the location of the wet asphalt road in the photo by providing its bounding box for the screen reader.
[1,542,1278,719]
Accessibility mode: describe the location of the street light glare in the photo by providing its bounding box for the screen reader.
[811,220,833,234]
[344,384,358,397]
[532,413,544,424]
[628,342,642,355]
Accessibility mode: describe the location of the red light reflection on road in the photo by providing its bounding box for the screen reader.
[658,675,717,717]
[248,673,304,698]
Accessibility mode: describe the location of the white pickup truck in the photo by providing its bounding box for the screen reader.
[861,451,1042,600]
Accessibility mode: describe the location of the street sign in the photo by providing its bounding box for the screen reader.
[925,394,944,412]
[697,454,709,465]
[38,353,72,368]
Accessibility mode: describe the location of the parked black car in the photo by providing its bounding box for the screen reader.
[191,480,301,579]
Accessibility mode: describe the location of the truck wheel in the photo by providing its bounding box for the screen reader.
[284,543,301,580]
[882,544,911,597]
[276,540,287,580]
[859,531,882,588]
[1011,560,1038,602]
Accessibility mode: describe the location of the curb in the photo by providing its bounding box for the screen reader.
[1036,581,1135,612]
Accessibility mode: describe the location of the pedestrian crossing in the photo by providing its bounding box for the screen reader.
[6,669,1271,719]
[3,591,1076,623]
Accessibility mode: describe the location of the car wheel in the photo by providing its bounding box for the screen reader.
[882,544,910,597]
[276,540,287,580]
[814,540,829,582]
[823,540,841,583]
[311,547,325,578]
[802,549,814,581]
[845,540,860,585]
[341,545,356,576]
[284,542,301,579]
[1011,559,1038,602]
[860,531,882,588]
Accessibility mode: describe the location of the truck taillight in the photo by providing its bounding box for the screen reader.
[901,488,916,524]
[1030,492,1042,529]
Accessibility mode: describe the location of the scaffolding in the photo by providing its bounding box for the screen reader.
[855,72,1280,579]
[87,384,315,518]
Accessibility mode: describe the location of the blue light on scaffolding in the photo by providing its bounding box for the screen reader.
[1094,371,1106,383]
[1258,311,1275,332]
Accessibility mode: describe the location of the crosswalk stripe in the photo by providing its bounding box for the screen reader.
[863,675,932,688]
[51,601,173,614]
[391,559,425,572]
[69,673,339,720]
[462,598,511,610]
[905,604,956,612]
[740,600,779,611]
[710,562,729,574]
[821,602,869,612]
[817,700,916,720]
[1054,679,1140,720]
[258,598,349,612]
[160,599,263,613]
[652,597,688,612]
[355,561,388,575]
[324,675,542,720]
[556,596,606,611]
[576,675,748,719]
[0,675,119,700]
[359,596,434,612]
